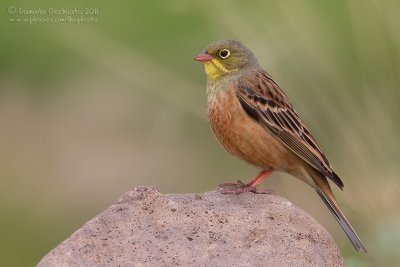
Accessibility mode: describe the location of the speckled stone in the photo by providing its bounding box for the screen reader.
[38,186,344,267]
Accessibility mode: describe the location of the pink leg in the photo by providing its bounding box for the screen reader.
[219,168,274,194]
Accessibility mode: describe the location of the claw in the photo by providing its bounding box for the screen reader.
[219,182,273,195]
[218,169,275,195]
[219,180,245,187]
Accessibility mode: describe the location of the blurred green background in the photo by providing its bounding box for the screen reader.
[1,0,399,266]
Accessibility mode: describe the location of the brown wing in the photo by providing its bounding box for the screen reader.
[236,70,343,189]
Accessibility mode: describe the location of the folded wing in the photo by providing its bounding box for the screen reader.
[236,70,343,189]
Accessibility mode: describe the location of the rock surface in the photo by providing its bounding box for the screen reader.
[38,186,344,267]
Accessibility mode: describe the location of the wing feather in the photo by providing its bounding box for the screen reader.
[236,70,344,189]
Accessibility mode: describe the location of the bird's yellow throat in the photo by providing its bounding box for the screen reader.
[203,59,230,80]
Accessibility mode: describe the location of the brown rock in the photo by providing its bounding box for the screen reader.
[38,186,344,267]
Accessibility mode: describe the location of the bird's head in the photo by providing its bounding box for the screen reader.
[194,40,258,81]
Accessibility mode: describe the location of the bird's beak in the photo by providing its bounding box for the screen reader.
[194,53,213,62]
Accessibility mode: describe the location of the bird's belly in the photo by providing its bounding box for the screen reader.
[207,88,293,170]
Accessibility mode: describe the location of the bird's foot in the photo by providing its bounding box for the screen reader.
[218,180,272,195]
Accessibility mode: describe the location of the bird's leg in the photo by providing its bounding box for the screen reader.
[219,168,274,194]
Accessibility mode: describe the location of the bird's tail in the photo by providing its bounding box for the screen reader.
[312,172,367,253]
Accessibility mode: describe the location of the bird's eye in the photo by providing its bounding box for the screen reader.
[219,49,230,59]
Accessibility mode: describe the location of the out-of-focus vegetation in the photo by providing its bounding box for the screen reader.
[1,0,399,266]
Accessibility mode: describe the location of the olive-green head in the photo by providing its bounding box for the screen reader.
[194,40,259,80]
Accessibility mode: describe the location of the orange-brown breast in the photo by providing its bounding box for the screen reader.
[207,86,303,172]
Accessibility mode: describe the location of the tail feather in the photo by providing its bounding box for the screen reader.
[330,171,344,190]
[312,173,367,253]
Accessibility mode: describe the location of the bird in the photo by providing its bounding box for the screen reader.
[194,39,366,253]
